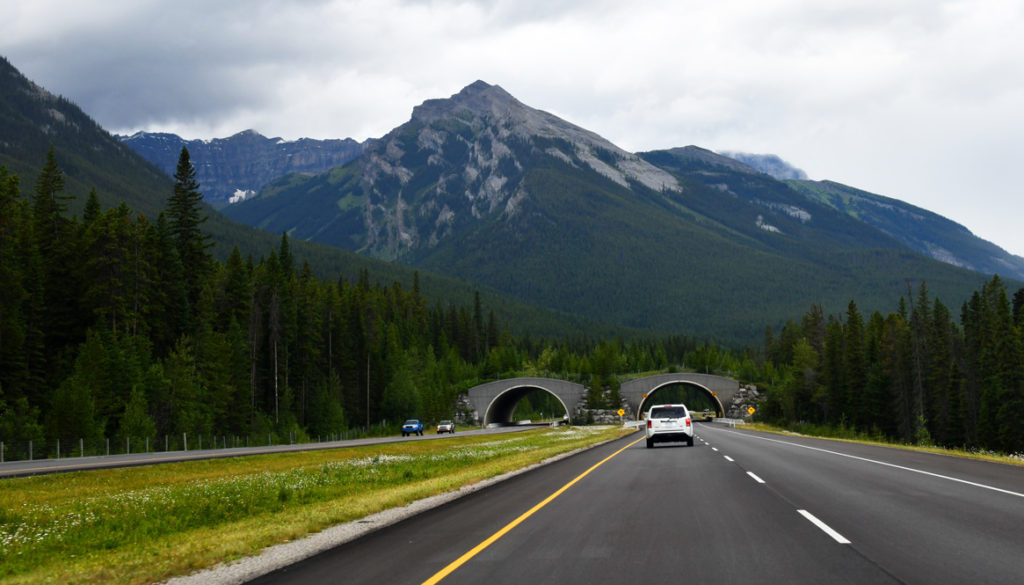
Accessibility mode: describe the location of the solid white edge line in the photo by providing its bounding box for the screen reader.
[798,509,851,544]
[724,455,734,462]
[747,471,766,484]
[704,426,1024,499]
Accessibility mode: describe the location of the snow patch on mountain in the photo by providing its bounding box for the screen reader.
[230,189,256,204]
[757,215,782,233]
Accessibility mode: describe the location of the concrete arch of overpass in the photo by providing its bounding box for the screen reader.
[621,373,739,419]
[466,378,585,426]
[465,374,739,425]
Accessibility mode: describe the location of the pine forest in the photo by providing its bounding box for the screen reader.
[1,147,1022,460]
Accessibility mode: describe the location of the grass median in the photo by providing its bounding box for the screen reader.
[0,425,635,585]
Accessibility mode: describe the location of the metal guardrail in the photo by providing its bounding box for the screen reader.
[711,418,746,427]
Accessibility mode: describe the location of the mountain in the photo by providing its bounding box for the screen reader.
[224,81,999,341]
[119,130,363,207]
[1,56,173,221]
[229,80,680,258]
[0,56,609,339]
[786,179,1024,280]
[713,152,1024,280]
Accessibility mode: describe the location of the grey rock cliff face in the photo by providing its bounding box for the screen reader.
[353,80,681,258]
[120,130,363,205]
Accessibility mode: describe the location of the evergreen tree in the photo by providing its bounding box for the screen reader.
[801,303,826,356]
[794,338,821,422]
[380,342,420,424]
[0,389,45,458]
[83,204,133,332]
[1012,287,1024,327]
[907,282,931,440]
[47,334,106,449]
[960,291,983,445]
[863,354,894,437]
[126,213,155,339]
[976,277,1013,449]
[118,385,156,447]
[880,313,915,442]
[820,317,844,423]
[167,146,211,318]
[307,374,345,437]
[147,214,189,356]
[32,145,70,246]
[30,147,84,384]
[473,291,484,361]
[0,168,29,400]
[926,299,957,445]
[843,301,867,428]
[82,188,101,225]
[983,278,1024,452]
[217,246,251,332]
[163,335,209,436]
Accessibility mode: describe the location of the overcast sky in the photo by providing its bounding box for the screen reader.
[4,0,1023,255]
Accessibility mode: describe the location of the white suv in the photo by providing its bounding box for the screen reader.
[645,404,694,448]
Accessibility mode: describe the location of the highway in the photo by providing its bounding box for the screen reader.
[0,425,535,478]
[246,424,1024,585]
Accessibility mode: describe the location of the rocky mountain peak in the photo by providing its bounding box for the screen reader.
[395,81,680,192]
[343,80,683,259]
[409,80,522,128]
[230,129,265,142]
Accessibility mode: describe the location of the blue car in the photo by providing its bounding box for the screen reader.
[402,419,424,436]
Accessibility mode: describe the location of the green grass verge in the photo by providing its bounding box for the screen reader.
[743,422,1024,467]
[0,426,634,585]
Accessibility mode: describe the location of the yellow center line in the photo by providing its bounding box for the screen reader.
[421,434,646,585]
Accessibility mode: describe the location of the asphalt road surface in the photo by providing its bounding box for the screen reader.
[247,424,1024,585]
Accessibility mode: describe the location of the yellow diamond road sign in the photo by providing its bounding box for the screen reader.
[748,406,756,415]
[617,409,625,416]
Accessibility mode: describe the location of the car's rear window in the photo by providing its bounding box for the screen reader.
[650,407,687,419]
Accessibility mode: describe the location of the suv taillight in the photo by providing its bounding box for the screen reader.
[685,417,691,427]
[647,420,652,428]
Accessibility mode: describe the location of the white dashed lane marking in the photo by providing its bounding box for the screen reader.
[798,509,851,544]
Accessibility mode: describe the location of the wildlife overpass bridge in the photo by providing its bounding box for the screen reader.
[466,373,739,425]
